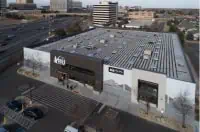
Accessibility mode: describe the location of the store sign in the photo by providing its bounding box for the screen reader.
[54,56,66,65]
[109,67,124,75]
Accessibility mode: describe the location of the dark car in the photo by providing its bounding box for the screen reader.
[6,100,22,112]
[23,107,44,120]
[6,35,16,41]
[0,41,8,46]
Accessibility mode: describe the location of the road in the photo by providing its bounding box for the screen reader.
[0,17,80,59]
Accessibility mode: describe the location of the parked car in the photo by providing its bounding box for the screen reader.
[6,100,22,112]
[0,41,8,46]
[22,107,44,120]
[6,35,16,41]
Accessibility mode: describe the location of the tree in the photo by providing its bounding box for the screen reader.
[26,54,42,76]
[67,22,82,35]
[173,91,193,128]
[145,97,151,115]
[169,25,177,32]
[178,31,185,46]
[186,32,194,40]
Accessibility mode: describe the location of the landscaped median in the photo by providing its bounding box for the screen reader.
[138,108,194,132]
[17,67,40,79]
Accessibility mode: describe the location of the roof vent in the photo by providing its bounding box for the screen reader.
[112,50,117,54]
[72,43,80,49]
[104,44,108,47]
[153,57,159,61]
[68,39,72,42]
[87,53,93,57]
[100,39,106,44]
[123,41,127,45]
[110,34,115,38]
[70,50,76,53]
[154,51,159,54]
[178,63,184,67]
[118,46,122,49]
[86,45,96,50]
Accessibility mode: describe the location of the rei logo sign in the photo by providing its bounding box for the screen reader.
[54,56,66,66]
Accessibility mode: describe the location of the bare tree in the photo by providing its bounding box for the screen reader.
[145,97,151,115]
[26,53,42,76]
[173,91,193,128]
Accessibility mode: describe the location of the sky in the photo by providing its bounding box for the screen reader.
[7,0,199,9]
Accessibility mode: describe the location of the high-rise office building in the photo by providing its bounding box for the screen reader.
[16,0,33,4]
[72,0,82,9]
[0,0,7,10]
[93,0,118,27]
[50,0,72,12]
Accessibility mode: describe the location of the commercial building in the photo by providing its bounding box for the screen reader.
[0,0,7,11]
[128,11,154,20]
[50,0,72,12]
[16,0,33,4]
[9,3,36,10]
[93,1,118,27]
[23,28,196,112]
[124,19,153,29]
[72,0,82,9]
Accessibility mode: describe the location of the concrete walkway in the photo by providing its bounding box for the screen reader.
[18,66,197,131]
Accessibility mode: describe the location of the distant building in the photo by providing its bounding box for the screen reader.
[129,6,142,11]
[0,0,7,11]
[9,3,37,10]
[40,6,50,10]
[178,19,197,32]
[125,19,153,29]
[93,0,118,27]
[50,0,73,12]
[118,6,128,18]
[72,0,82,9]
[128,11,154,20]
[16,0,33,4]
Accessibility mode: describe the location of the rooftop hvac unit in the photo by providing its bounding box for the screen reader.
[143,49,152,60]
[144,49,152,56]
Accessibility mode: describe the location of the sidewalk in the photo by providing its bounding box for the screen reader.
[18,66,196,132]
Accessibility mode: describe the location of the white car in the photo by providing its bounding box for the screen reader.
[64,126,78,132]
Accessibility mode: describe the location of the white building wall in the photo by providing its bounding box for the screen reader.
[103,65,133,89]
[23,47,50,67]
[131,68,167,111]
[166,78,196,104]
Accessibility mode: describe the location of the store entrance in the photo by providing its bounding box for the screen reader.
[137,80,158,106]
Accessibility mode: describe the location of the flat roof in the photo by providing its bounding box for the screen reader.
[126,20,153,27]
[37,28,193,82]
